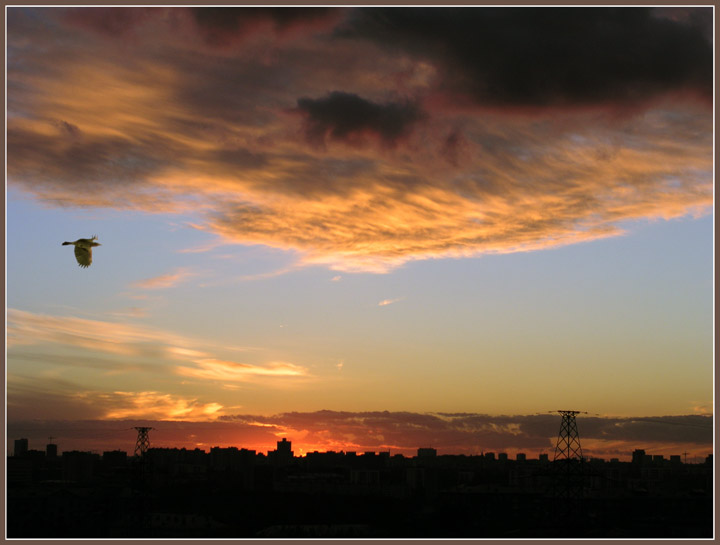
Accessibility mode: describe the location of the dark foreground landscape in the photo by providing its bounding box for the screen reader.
[8,441,713,538]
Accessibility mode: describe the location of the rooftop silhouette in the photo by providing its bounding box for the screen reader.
[7,436,713,539]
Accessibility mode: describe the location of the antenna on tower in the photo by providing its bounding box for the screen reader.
[134,427,153,457]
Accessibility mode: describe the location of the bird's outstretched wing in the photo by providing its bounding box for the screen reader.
[74,246,92,268]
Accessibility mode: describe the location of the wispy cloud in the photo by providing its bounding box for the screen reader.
[102,391,224,420]
[692,404,712,415]
[6,376,226,422]
[131,267,195,289]
[233,265,301,282]
[7,308,184,355]
[378,297,403,307]
[109,306,148,318]
[177,358,308,382]
[7,308,285,381]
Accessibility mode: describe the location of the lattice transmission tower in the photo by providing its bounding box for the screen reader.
[552,410,586,501]
[134,426,153,457]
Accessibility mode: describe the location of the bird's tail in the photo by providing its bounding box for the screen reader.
[62,242,71,245]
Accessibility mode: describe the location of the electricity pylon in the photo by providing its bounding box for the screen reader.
[554,411,584,462]
[549,410,588,530]
[134,427,153,457]
[132,427,153,531]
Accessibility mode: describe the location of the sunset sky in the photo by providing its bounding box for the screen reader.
[6,6,713,460]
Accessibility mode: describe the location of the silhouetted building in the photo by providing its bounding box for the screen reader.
[516,453,526,462]
[277,438,293,456]
[210,446,239,470]
[102,450,127,467]
[269,438,294,466]
[5,437,714,539]
[484,452,495,461]
[147,447,208,480]
[632,449,646,464]
[539,453,549,463]
[14,438,28,457]
[210,446,256,477]
[7,457,33,484]
[62,451,98,482]
[26,450,45,462]
[46,443,58,459]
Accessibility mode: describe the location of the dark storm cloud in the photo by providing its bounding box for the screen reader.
[441,129,470,166]
[62,7,162,37]
[191,7,335,30]
[6,7,712,271]
[220,411,713,454]
[190,7,339,46]
[164,48,311,128]
[581,416,715,445]
[211,148,269,171]
[7,127,171,197]
[55,120,81,139]
[339,7,713,107]
[296,91,426,147]
[244,155,378,198]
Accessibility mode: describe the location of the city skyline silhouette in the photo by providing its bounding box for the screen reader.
[6,411,713,462]
[6,5,713,540]
[8,433,713,538]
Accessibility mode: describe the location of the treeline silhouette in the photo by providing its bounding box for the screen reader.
[7,440,713,538]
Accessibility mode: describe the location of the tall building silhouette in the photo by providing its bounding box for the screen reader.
[276,438,294,465]
[46,442,58,459]
[14,439,28,457]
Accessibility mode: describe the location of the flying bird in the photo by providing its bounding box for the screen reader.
[62,235,101,268]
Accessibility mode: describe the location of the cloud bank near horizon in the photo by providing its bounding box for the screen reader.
[7,411,712,461]
[7,7,712,272]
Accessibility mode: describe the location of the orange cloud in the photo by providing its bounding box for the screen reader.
[131,268,195,289]
[177,358,308,382]
[7,9,712,273]
[7,308,184,355]
[6,371,229,422]
[101,391,225,420]
[7,308,252,368]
